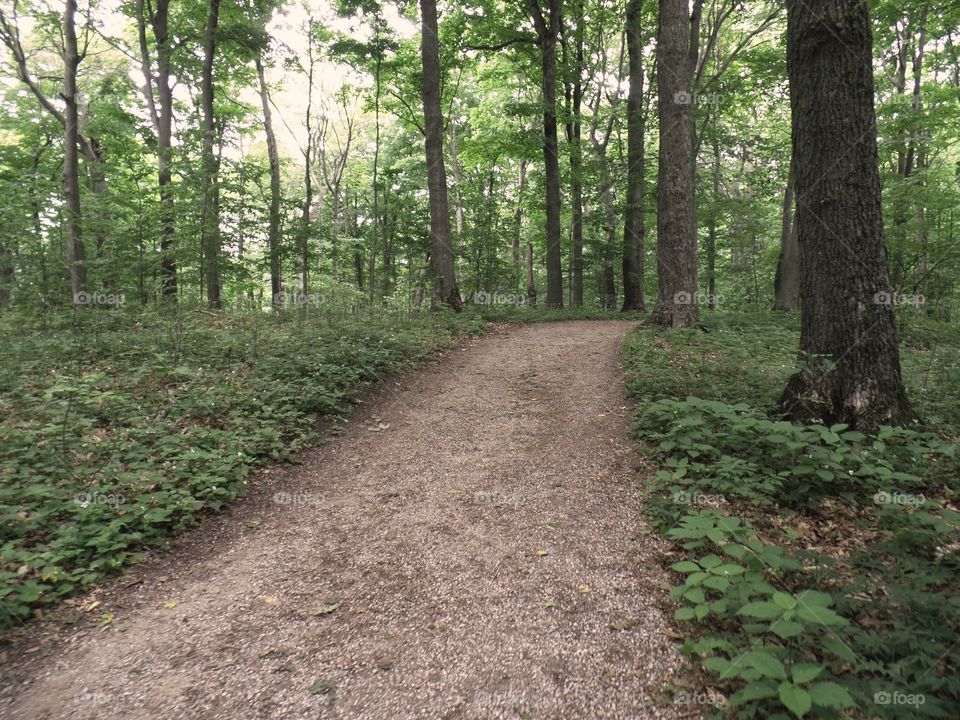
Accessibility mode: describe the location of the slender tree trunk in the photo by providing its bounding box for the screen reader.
[773,156,799,310]
[648,0,697,327]
[528,0,564,307]
[62,0,86,304]
[705,133,719,309]
[779,0,914,429]
[420,0,462,309]
[201,0,221,308]
[565,5,584,307]
[300,21,315,295]
[525,242,537,307]
[257,57,283,307]
[512,159,527,291]
[622,0,647,311]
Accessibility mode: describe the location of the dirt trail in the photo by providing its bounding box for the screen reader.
[2,321,686,720]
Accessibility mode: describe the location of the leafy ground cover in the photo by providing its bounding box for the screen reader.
[0,306,488,629]
[624,311,960,719]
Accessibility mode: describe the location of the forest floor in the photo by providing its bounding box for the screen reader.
[1,320,688,720]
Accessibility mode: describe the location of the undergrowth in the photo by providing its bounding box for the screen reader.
[624,311,960,719]
[0,306,486,629]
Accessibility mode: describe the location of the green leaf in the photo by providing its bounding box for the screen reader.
[808,682,854,709]
[770,620,805,639]
[773,592,797,610]
[743,650,787,680]
[821,637,857,662]
[797,605,847,627]
[670,560,700,573]
[674,607,696,621]
[790,663,824,684]
[733,681,778,704]
[739,601,784,620]
[778,682,812,718]
[684,587,706,604]
[795,590,833,607]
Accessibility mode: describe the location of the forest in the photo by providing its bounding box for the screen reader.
[0,0,958,718]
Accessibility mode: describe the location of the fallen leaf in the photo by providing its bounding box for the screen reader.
[311,596,341,615]
[609,618,638,631]
[578,584,592,593]
[540,597,556,609]
[308,679,336,697]
[162,601,178,609]
[534,549,550,557]
[85,601,101,612]
[264,596,279,605]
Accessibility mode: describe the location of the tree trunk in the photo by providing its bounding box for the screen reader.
[528,0,564,308]
[564,5,584,308]
[136,0,177,298]
[525,242,537,307]
[621,0,647,311]
[773,157,799,311]
[257,57,283,307]
[648,0,697,327]
[779,0,915,429]
[62,0,86,305]
[420,0,462,310]
[512,159,526,290]
[705,133,719,309]
[201,0,221,308]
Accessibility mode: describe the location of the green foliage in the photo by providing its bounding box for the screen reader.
[0,308,484,628]
[625,311,960,718]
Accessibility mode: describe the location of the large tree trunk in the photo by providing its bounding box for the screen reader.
[621,0,647,311]
[419,0,462,310]
[773,157,799,311]
[62,0,86,304]
[201,0,221,308]
[779,0,914,429]
[528,0,564,308]
[648,0,697,327]
[257,57,283,307]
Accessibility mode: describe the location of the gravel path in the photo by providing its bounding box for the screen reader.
[2,321,687,720]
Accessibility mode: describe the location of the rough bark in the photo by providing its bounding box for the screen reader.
[257,57,282,308]
[528,0,564,308]
[779,0,915,429]
[648,0,698,327]
[621,0,647,311]
[201,0,221,308]
[420,0,462,310]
